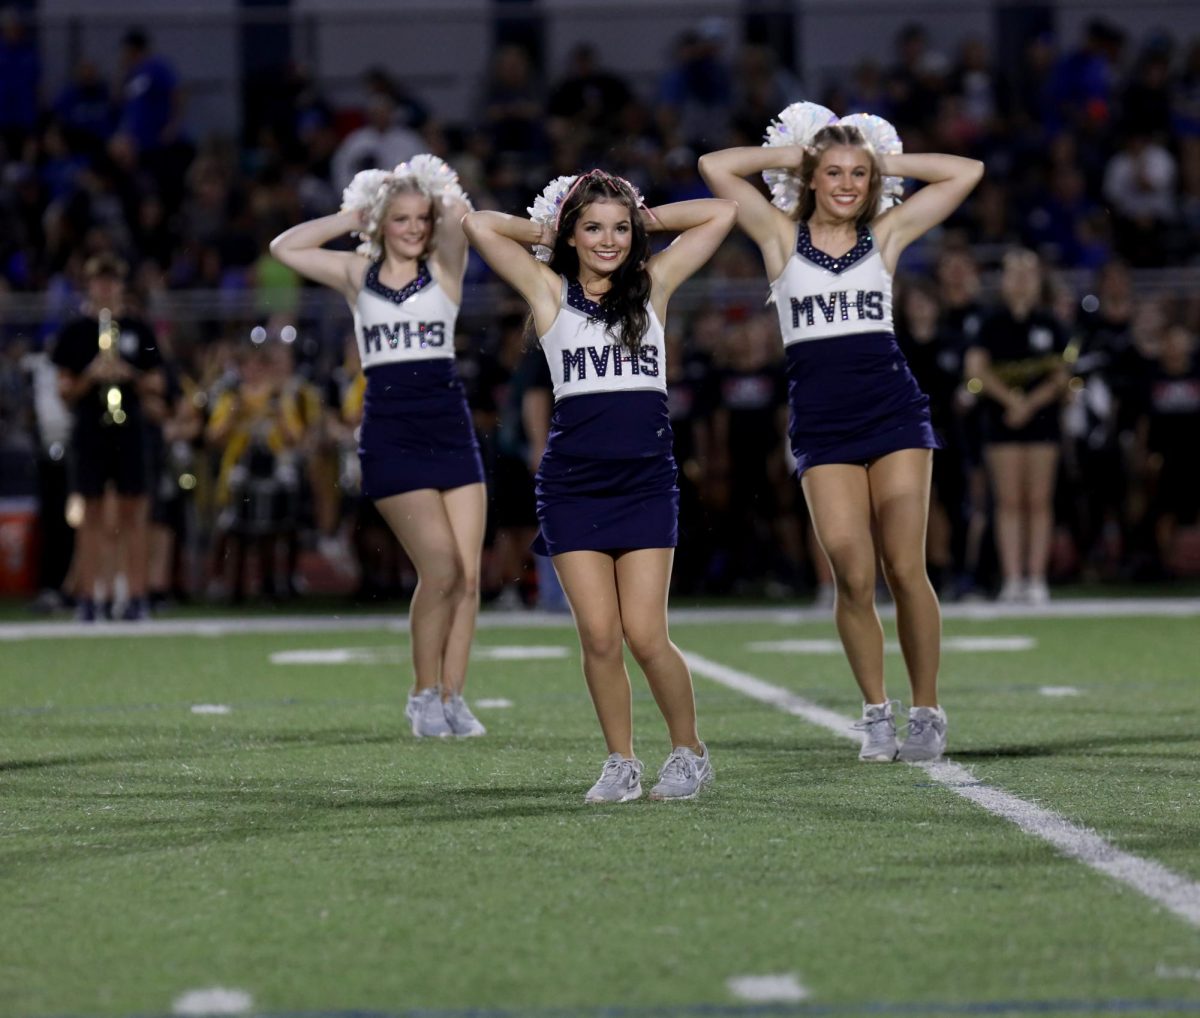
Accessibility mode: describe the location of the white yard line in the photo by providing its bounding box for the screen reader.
[2,597,1199,641]
[682,650,1200,931]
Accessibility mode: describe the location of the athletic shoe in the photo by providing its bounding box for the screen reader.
[584,753,644,804]
[854,700,899,762]
[898,705,948,762]
[405,688,452,738]
[443,694,486,737]
[649,744,713,801]
[1025,578,1050,606]
[120,597,150,621]
[996,578,1026,604]
[75,599,97,623]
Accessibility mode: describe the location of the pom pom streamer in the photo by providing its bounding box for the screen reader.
[527,174,579,262]
[340,155,473,259]
[761,102,837,217]
[761,102,905,215]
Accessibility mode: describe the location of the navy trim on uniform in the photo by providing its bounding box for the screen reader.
[565,277,605,320]
[365,260,433,304]
[796,223,873,274]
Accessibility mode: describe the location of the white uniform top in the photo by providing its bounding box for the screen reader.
[353,261,457,371]
[770,224,894,347]
[539,277,666,402]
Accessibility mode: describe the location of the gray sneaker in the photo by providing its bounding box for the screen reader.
[584,753,644,804]
[853,700,899,762]
[443,694,486,737]
[649,744,713,801]
[405,687,452,738]
[898,706,948,762]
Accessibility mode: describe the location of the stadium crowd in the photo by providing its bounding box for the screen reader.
[0,13,1198,616]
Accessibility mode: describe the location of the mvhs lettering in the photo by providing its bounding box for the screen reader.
[361,320,447,354]
[561,343,659,382]
[790,291,884,329]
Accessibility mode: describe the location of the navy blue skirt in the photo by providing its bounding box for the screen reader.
[358,364,484,500]
[786,332,940,475]
[533,450,679,556]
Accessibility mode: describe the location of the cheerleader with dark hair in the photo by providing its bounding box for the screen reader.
[464,171,735,802]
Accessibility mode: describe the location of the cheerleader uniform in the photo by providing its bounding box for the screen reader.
[771,222,939,474]
[353,260,484,498]
[532,277,677,556]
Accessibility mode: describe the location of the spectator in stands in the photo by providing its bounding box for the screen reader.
[330,92,423,194]
[1102,125,1178,267]
[0,7,39,160]
[479,44,547,166]
[547,43,633,159]
[965,249,1070,604]
[656,21,735,151]
[1135,322,1200,577]
[51,254,165,620]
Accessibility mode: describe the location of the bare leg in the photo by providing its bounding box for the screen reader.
[375,489,466,693]
[986,444,1028,586]
[1024,443,1060,583]
[869,450,942,708]
[438,483,487,697]
[615,548,701,752]
[802,465,886,704]
[553,550,633,758]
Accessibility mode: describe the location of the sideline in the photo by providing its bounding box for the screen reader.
[2,597,1199,641]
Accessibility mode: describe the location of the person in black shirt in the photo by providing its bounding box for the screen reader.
[51,254,165,620]
[965,248,1070,604]
[1135,323,1200,576]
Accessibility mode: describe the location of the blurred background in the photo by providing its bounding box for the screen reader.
[1,0,1198,616]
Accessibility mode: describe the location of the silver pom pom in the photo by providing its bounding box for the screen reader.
[761,101,837,215]
[527,174,578,262]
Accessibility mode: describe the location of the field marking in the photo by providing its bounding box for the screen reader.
[475,698,514,709]
[682,651,1200,932]
[189,704,232,715]
[268,645,568,666]
[748,636,1035,654]
[171,987,252,1015]
[726,973,809,1003]
[2,597,1199,641]
[117,997,1200,1016]
[1039,685,1082,697]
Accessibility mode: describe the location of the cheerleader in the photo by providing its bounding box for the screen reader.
[699,105,982,762]
[270,157,488,739]
[463,172,735,801]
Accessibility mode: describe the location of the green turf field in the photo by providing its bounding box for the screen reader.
[2,604,1199,1018]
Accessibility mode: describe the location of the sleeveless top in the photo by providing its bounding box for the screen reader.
[538,277,671,459]
[769,223,894,346]
[353,260,458,371]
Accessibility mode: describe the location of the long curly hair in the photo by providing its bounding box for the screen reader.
[794,124,883,228]
[548,171,651,350]
[363,176,440,261]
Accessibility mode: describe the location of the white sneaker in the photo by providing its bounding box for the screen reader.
[853,700,899,762]
[405,688,452,738]
[997,578,1026,604]
[584,753,644,804]
[649,744,713,801]
[898,705,948,762]
[1025,578,1050,606]
[443,694,486,737]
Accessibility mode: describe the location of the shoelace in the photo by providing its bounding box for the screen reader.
[600,757,634,783]
[852,699,899,733]
[658,751,696,784]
